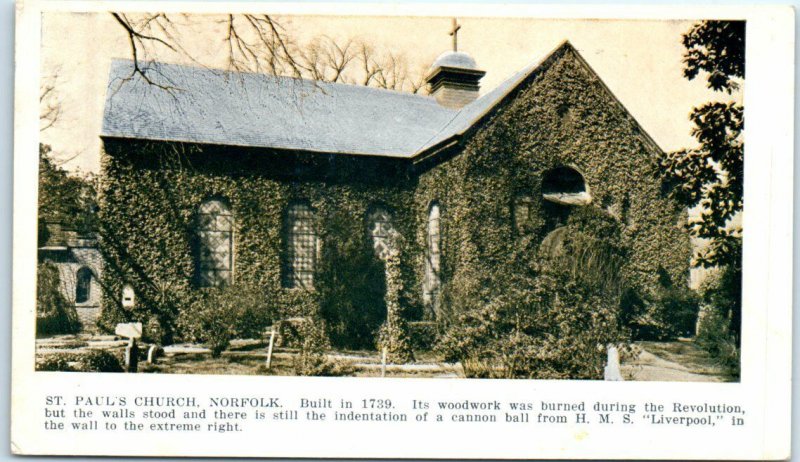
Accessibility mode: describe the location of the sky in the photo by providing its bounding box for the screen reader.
[39,13,743,174]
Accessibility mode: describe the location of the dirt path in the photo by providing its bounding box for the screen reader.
[621,340,737,382]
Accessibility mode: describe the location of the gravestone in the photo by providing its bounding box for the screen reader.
[115,322,142,372]
[115,322,142,339]
[604,345,623,381]
[147,345,164,364]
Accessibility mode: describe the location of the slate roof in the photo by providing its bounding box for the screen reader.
[101,42,569,158]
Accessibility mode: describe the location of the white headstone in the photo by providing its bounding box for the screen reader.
[115,322,143,339]
[147,345,163,364]
[604,345,623,381]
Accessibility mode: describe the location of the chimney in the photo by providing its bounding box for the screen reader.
[425,51,485,109]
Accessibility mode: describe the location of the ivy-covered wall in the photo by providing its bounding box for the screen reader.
[413,45,690,320]
[98,44,689,344]
[98,142,425,341]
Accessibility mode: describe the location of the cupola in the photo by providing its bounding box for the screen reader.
[425,19,485,109]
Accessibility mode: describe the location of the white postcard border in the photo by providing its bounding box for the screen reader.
[11,2,795,459]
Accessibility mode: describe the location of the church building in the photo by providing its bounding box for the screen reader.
[97,36,690,348]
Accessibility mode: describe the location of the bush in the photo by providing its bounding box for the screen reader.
[696,266,740,375]
[36,354,76,372]
[36,263,81,335]
[376,319,414,364]
[78,350,124,373]
[437,207,630,379]
[36,350,124,373]
[623,285,700,341]
[143,317,166,345]
[408,321,439,351]
[438,267,628,379]
[317,211,387,349]
[375,248,414,363]
[698,265,742,345]
[292,317,333,376]
[176,285,274,357]
[274,318,303,348]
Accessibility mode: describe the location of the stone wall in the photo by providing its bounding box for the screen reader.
[40,245,104,332]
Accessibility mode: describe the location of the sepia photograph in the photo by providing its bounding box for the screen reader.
[11,2,794,459]
[33,12,745,381]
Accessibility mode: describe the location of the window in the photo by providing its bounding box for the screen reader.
[423,202,442,313]
[541,166,590,232]
[75,267,92,303]
[283,202,317,289]
[196,198,233,287]
[367,206,396,260]
[541,166,591,205]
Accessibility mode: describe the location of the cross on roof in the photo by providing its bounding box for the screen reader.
[449,18,461,52]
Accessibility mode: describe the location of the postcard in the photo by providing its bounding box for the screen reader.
[11,2,794,459]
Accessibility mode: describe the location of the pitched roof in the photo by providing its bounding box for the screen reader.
[100,42,574,158]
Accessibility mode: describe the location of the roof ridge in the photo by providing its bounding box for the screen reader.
[109,58,441,103]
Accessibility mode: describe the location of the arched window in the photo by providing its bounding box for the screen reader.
[423,202,442,313]
[367,206,396,260]
[75,267,92,303]
[196,198,233,287]
[283,202,317,289]
[541,166,591,205]
[541,166,591,232]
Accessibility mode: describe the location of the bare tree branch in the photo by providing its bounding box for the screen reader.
[110,13,431,94]
[111,12,180,91]
[40,76,60,132]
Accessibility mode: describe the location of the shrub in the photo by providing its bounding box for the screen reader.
[176,285,274,357]
[408,321,439,351]
[698,264,742,345]
[96,278,192,345]
[623,285,700,341]
[143,317,166,345]
[36,263,81,335]
[375,247,414,363]
[78,350,124,373]
[437,207,630,379]
[696,266,741,375]
[36,354,76,372]
[376,319,414,364]
[438,267,628,379]
[36,350,124,373]
[317,211,387,350]
[696,305,739,373]
[292,317,333,376]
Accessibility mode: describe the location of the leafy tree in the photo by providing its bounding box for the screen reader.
[682,21,745,94]
[660,20,744,342]
[661,20,744,269]
[38,143,98,243]
[36,262,80,335]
